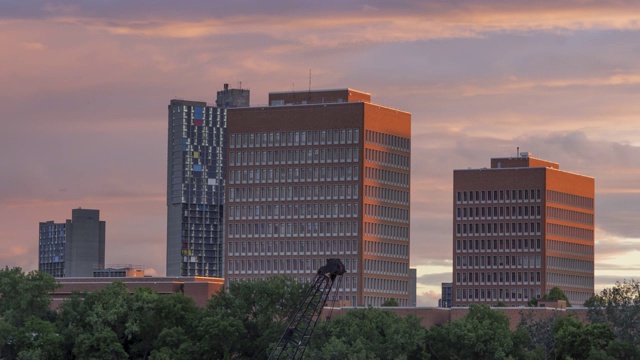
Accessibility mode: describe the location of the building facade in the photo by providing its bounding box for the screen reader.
[166,84,249,277]
[39,208,106,277]
[439,282,452,308]
[452,153,595,306]
[93,264,145,278]
[224,88,411,306]
[51,276,224,308]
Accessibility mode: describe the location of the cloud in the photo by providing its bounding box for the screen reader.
[417,271,453,286]
[0,1,639,309]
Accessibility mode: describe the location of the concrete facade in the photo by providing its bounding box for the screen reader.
[225,88,412,307]
[452,153,595,306]
[166,85,249,277]
[39,208,105,278]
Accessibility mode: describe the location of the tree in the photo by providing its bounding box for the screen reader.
[427,304,531,359]
[381,298,400,307]
[204,276,307,359]
[305,307,429,359]
[542,287,571,307]
[552,315,615,360]
[518,309,560,358]
[585,279,640,358]
[0,267,58,359]
[0,267,58,326]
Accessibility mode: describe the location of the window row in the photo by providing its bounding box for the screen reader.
[547,240,593,257]
[456,238,542,252]
[547,223,593,241]
[456,270,541,284]
[364,203,409,223]
[228,203,359,220]
[456,205,542,220]
[365,148,409,169]
[563,291,592,305]
[456,222,542,236]
[364,222,409,241]
[229,184,359,202]
[365,185,409,205]
[547,272,594,289]
[547,206,594,225]
[227,257,357,275]
[547,190,594,210]
[365,130,410,151]
[228,165,359,184]
[230,128,360,148]
[227,221,360,238]
[455,287,542,301]
[228,239,359,256]
[364,277,408,294]
[456,189,542,203]
[456,254,542,269]
[364,259,408,276]
[547,256,593,273]
[365,167,409,187]
[364,241,409,259]
[229,147,360,166]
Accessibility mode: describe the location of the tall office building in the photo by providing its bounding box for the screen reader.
[167,84,249,277]
[225,88,411,306]
[452,153,595,306]
[39,208,105,277]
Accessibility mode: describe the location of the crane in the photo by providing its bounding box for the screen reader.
[268,258,346,360]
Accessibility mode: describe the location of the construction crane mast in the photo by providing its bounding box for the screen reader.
[268,258,346,360]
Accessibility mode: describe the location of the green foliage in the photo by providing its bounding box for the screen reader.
[3,267,640,360]
[0,267,58,359]
[305,307,429,359]
[205,276,307,359]
[0,267,58,325]
[381,298,400,307]
[585,279,640,358]
[518,309,560,357]
[427,304,531,359]
[552,315,614,359]
[543,287,571,307]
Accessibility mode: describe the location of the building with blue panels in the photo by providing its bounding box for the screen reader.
[39,208,105,277]
[166,84,249,277]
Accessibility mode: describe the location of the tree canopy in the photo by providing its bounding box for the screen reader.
[2,267,640,359]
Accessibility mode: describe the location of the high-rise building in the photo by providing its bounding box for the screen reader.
[166,84,249,277]
[39,208,105,277]
[452,153,595,306]
[225,88,411,306]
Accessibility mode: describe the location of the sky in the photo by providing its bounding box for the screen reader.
[1,1,639,306]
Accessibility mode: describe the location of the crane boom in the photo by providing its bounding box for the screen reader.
[268,258,346,360]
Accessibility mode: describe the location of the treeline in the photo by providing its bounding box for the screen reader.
[0,267,638,359]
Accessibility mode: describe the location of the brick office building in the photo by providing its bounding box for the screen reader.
[452,153,595,306]
[225,88,411,306]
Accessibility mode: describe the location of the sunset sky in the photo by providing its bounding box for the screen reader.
[1,1,639,305]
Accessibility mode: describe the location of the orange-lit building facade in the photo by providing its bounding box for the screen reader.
[452,153,595,306]
[225,89,411,306]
